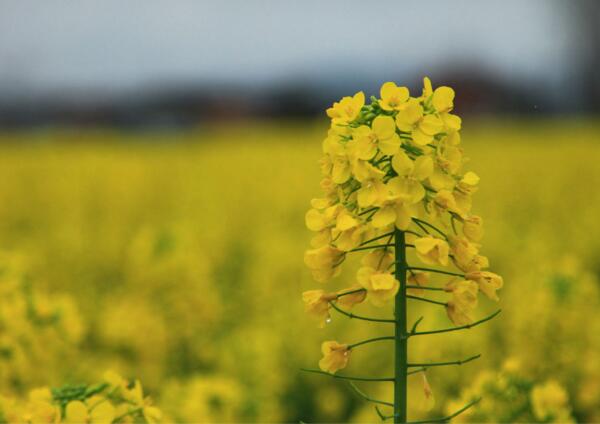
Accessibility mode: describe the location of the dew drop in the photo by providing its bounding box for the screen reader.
[325,317,332,324]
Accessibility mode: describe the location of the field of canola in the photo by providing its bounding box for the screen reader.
[0,119,598,422]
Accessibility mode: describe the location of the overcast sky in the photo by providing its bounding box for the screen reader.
[0,0,585,96]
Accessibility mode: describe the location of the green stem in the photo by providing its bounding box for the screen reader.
[348,336,395,349]
[393,229,407,423]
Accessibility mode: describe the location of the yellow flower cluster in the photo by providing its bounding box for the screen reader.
[0,252,85,392]
[303,79,503,373]
[444,359,574,423]
[0,371,163,424]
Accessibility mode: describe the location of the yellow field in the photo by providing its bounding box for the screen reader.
[0,119,599,422]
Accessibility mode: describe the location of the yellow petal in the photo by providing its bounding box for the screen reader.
[306,209,326,231]
[433,86,455,112]
[372,206,396,228]
[395,99,423,130]
[380,81,397,100]
[378,133,401,155]
[391,150,414,176]
[65,401,88,424]
[372,115,396,139]
[412,156,434,180]
[422,77,433,97]
[411,128,432,146]
[419,114,444,135]
[90,402,116,424]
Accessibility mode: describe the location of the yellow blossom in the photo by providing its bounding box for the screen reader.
[466,271,503,301]
[395,99,443,146]
[414,236,449,266]
[326,91,365,124]
[356,267,399,307]
[390,151,434,204]
[336,286,367,309]
[379,81,409,111]
[445,280,478,325]
[407,271,429,295]
[354,162,387,208]
[462,215,483,242]
[304,245,344,282]
[319,341,350,373]
[353,116,401,159]
[302,289,332,327]
[449,235,480,272]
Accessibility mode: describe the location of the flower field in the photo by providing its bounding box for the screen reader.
[0,118,598,422]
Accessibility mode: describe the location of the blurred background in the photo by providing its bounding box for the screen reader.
[0,1,599,423]
[1,0,600,127]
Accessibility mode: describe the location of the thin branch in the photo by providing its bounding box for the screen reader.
[359,207,378,216]
[413,219,430,235]
[335,288,366,299]
[359,232,395,247]
[412,218,448,239]
[347,382,394,407]
[411,310,502,337]
[409,316,424,334]
[407,354,481,368]
[407,266,465,278]
[406,284,445,291]
[329,301,395,323]
[350,243,395,252]
[300,368,394,382]
[407,397,482,423]
[406,295,447,307]
[348,336,395,350]
[350,243,414,253]
[375,405,389,421]
[407,367,427,376]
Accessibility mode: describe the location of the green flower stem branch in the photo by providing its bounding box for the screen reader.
[300,368,394,382]
[348,336,395,350]
[407,353,481,368]
[378,398,482,422]
[406,295,447,307]
[406,266,465,278]
[411,310,502,337]
[329,300,395,323]
[348,382,395,407]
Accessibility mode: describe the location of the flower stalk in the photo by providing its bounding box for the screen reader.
[394,229,408,423]
[302,78,503,423]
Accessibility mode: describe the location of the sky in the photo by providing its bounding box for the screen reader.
[0,0,584,98]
